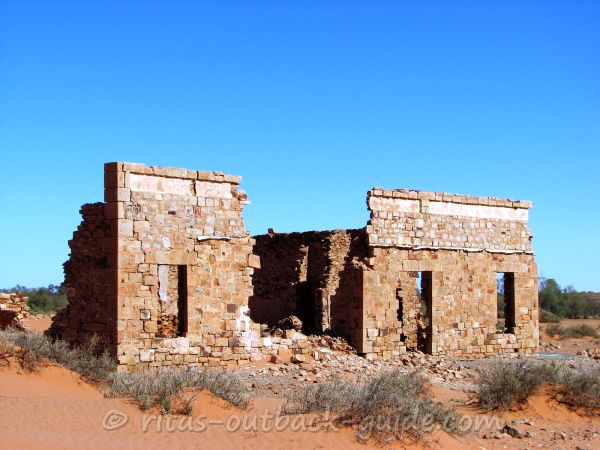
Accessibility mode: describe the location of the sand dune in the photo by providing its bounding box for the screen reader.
[0,358,479,450]
[2,317,598,449]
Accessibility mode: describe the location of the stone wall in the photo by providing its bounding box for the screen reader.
[367,189,532,251]
[0,293,30,330]
[111,162,266,371]
[361,188,538,358]
[361,248,538,357]
[54,163,539,368]
[49,202,118,354]
[0,292,30,318]
[52,163,270,371]
[251,229,367,346]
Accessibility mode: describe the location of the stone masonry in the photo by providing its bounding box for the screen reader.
[250,229,367,344]
[0,293,30,318]
[252,189,538,359]
[0,293,30,330]
[53,162,538,371]
[51,162,268,371]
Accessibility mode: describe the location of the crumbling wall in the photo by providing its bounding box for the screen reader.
[0,293,30,330]
[362,189,538,358]
[49,203,117,355]
[56,162,539,367]
[251,229,367,344]
[0,293,30,317]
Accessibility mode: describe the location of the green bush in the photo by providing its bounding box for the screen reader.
[0,284,67,314]
[284,370,462,443]
[476,361,559,411]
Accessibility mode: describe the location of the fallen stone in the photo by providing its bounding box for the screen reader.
[291,354,306,364]
[503,424,524,439]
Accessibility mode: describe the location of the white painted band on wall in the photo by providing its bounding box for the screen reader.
[130,173,194,196]
[369,196,529,221]
[368,196,420,213]
[428,201,529,221]
[129,173,234,199]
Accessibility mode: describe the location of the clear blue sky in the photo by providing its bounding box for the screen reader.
[0,1,598,291]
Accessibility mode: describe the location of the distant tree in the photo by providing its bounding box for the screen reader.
[539,277,600,319]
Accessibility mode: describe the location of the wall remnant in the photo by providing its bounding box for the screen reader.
[53,162,539,371]
[51,162,266,371]
[252,189,538,358]
[0,293,29,330]
[250,229,367,344]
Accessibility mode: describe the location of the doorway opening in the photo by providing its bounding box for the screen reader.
[496,272,515,333]
[157,264,188,338]
[417,271,433,353]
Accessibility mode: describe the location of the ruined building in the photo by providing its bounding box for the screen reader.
[51,162,538,371]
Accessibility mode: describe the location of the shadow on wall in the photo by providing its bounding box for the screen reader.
[249,229,368,343]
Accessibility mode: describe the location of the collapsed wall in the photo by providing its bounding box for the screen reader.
[0,292,30,317]
[49,203,117,354]
[240,188,539,360]
[53,161,539,369]
[0,293,30,330]
[251,229,367,346]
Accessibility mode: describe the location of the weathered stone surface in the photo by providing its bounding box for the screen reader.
[51,162,538,371]
[252,188,538,358]
[0,293,30,320]
[51,162,261,371]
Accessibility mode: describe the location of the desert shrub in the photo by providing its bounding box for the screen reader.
[540,309,561,323]
[0,340,15,368]
[0,328,115,380]
[110,368,251,412]
[555,368,600,412]
[559,324,598,338]
[284,370,462,443]
[545,323,561,337]
[27,290,68,313]
[545,324,598,339]
[476,360,559,411]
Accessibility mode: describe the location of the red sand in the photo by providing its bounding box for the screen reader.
[0,359,475,450]
[2,316,598,449]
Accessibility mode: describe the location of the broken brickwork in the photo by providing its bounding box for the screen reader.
[252,189,539,358]
[50,203,116,352]
[0,293,30,318]
[0,293,30,330]
[54,162,538,371]
[250,229,367,344]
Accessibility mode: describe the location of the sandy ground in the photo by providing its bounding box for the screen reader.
[0,359,471,450]
[539,318,600,357]
[23,315,52,334]
[1,316,598,449]
[1,358,598,450]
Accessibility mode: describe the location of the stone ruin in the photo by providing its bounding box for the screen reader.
[50,162,539,371]
[0,293,30,330]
